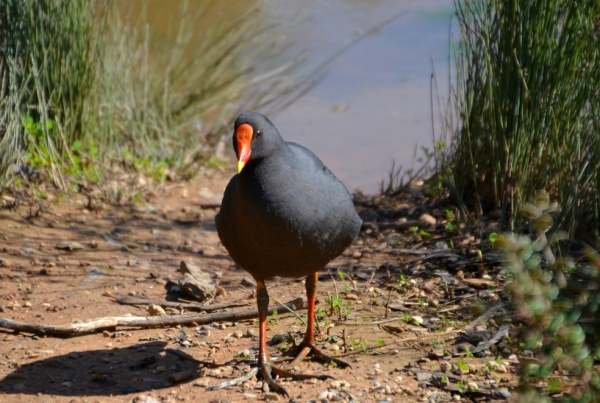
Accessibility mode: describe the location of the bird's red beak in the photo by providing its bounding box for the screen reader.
[236,123,253,174]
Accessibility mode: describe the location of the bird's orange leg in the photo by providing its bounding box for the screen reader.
[281,272,351,370]
[255,279,290,396]
[207,278,336,396]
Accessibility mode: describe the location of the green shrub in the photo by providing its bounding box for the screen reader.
[498,191,600,402]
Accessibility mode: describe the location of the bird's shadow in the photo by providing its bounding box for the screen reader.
[0,341,203,397]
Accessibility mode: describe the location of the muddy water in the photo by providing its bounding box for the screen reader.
[116,0,455,194]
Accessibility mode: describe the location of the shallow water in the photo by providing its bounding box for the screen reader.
[117,0,455,194]
[268,0,455,194]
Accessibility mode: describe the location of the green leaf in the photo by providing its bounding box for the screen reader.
[71,140,82,151]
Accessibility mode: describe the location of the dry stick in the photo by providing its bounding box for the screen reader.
[238,285,254,297]
[271,296,307,326]
[334,328,462,358]
[114,296,249,311]
[0,297,306,337]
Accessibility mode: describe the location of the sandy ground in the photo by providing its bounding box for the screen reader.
[0,169,517,403]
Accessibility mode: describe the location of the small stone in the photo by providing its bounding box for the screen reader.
[352,251,362,259]
[440,362,452,373]
[318,391,329,400]
[233,331,244,339]
[147,304,165,316]
[453,366,469,375]
[494,364,508,373]
[55,242,84,251]
[420,213,437,226]
[467,382,479,391]
[194,379,210,387]
[102,290,113,298]
[263,392,280,401]
[246,329,256,337]
[345,293,358,300]
[330,380,341,389]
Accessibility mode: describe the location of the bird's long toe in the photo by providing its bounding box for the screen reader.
[282,341,352,370]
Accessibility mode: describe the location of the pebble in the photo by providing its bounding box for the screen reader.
[263,392,280,401]
[55,241,84,251]
[420,213,437,226]
[352,251,362,259]
[494,364,508,373]
[453,367,469,375]
[345,293,358,300]
[194,379,210,387]
[440,362,452,373]
[147,304,166,317]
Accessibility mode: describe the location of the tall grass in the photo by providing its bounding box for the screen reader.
[0,0,310,191]
[97,2,310,178]
[444,0,600,236]
[0,0,104,188]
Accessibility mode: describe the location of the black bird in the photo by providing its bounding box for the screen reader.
[215,112,361,396]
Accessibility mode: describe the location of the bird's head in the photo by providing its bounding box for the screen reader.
[233,112,283,174]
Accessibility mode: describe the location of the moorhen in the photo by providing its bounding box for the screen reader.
[215,112,361,396]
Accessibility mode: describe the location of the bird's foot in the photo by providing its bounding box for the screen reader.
[207,358,333,397]
[281,341,352,370]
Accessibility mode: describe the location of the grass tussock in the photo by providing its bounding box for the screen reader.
[0,0,309,192]
[498,192,600,402]
[443,0,600,237]
[0,0,104,188]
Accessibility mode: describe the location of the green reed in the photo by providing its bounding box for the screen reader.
[0,0,308,190]
[444,0,600,236]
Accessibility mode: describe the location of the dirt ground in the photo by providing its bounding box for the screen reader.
[0,168,518,403]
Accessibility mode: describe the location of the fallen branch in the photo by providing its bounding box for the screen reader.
[335,328,462,358]
[114,296,249,311]
[0,297,306,337]
[380,248,451,255]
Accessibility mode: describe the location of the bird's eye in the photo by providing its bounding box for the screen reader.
[256,130,262,139]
